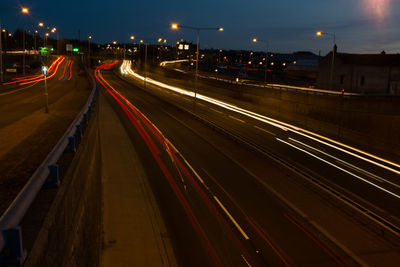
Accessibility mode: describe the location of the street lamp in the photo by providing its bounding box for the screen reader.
[88,36,92,67]
[316,31,336,91]
[252,37,270,84]
[0,7,29,82]
[171,23,223,111]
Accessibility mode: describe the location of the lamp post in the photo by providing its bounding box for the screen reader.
[112,41,117,58]
[21,8,29,75]
[130,35,135,58]
[171,23,223,112]
[0,7,29,83]
[45,32,49,47]
[34,30,38,58]
[88,35,92,66]
[316,31,336,91]
[252,37,269,84]
[51,27,58,54]
[38,22,45,48]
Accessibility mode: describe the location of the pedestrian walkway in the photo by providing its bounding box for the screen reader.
[98,92,177,267]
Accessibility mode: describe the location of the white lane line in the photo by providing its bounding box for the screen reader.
[289,138,400,189]
[213,195,250,240]
[277,138,400,200]
[254,125,276,136]
[229,115,246,124]
[292,129,400,175]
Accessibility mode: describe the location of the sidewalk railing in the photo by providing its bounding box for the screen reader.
[0,67,98,265]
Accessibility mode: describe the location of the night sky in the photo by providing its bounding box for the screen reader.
[2,0,400,55]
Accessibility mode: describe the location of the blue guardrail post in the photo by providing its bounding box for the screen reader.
[0,227,26,265]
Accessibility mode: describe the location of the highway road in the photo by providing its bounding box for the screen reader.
[123,61,400,222]
[0,56,91,215]
[95,61,400,266]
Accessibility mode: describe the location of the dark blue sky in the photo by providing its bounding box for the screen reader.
[2,0,400,55]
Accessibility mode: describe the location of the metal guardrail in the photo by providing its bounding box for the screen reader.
[0,66,98,265]
[196,73,361,97]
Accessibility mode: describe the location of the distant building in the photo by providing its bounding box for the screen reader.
[317,49,400,94]
[286,52,320,79]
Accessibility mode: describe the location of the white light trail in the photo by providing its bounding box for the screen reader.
[120,60,400,175]
[276,138,400,200]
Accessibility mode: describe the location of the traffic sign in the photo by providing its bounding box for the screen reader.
[42,66,48,76]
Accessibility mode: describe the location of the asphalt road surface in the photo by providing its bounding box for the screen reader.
[94,61,400,266]
[0,56,91,215]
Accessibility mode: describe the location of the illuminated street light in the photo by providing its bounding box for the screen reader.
[88,36,92,66]
[251,37,269,83]
[316,30,336,91]
[130,36,135,40]
[113,41,117,45]
[8,33,11,37]
[171,22,224,112]
[38,22,44,27]
[140,40,143,43]
[1,29,5,33]
[1,7,30,81]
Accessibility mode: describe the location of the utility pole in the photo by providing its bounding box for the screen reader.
[0,19,3,83]
[23,28,26,75]
[144,43,147,88]
[42,66,49,113]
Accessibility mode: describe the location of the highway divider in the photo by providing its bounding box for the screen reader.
[0,66,98,265]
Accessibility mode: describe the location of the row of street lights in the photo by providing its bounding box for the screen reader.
[0,6,61,83]
[0,7,29,82]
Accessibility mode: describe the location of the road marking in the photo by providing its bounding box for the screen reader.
[241,255,252,267]
[0,81,39,96]
[309,220,369,267]
[278,138,400,200]
[336,160,384,183]
[122,60,400,175]
[289,138,399,189]
[229,115,245,124]
[213,196,250,240]
[254,125,276,136]
[210,107,223,114]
